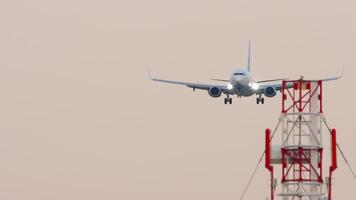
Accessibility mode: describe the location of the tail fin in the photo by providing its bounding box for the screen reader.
[247,40,251,72]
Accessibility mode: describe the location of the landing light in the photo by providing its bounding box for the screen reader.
[227,83,233,90]
[250,83,259,90]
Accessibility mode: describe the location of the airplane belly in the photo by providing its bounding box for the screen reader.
[236,84,256,97]
[241,88,255,96]
[233,78,255,97]
[236,86,255,97]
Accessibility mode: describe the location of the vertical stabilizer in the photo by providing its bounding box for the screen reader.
[247,40,251,72]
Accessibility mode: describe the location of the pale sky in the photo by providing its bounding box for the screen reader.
[0,0,355,199]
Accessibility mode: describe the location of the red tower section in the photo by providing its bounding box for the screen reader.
[265,79,337,200]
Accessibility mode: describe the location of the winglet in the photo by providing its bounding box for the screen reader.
[321,75,343,82]
[148,67,153,80]
[340,67,345,79]
[247,40,251,72]
[322,68,344,81]
[332,68,344,80]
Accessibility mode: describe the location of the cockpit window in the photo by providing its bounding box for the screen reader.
[234,73,245,76]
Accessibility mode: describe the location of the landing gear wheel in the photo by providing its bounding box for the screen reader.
[224,97,232,104]
[224,94,232,105]
[256,94,264,105]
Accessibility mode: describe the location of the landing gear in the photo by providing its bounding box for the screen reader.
[256,94,264,104]
[224,94,232,104]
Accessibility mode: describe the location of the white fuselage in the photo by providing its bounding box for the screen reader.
[229,68,257,97]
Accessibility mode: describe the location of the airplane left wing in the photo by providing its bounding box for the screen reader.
[150,76,233,94]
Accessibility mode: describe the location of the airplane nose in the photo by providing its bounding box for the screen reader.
[231,76,238,82]
[235,75,243,81]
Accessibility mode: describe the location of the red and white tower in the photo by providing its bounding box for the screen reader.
[265,79,337,200]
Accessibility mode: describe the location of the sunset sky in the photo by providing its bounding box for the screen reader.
[0,0,355,199]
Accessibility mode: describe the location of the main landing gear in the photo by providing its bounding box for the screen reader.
[224,94,232,104]
[256,94,264,104]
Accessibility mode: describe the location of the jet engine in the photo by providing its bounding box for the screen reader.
[264,86,277,97]
[208,87,222,98]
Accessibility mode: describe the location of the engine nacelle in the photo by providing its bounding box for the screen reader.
[264,86,277,97]
[208,87,222,98]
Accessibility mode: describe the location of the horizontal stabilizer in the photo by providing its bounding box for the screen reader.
[211,78,230,82]
[257,78,289,83]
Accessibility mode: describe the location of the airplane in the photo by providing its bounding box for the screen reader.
[150,41,342,104]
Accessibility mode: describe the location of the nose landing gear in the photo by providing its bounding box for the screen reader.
[224,94,232,104]
[256,94,264,104]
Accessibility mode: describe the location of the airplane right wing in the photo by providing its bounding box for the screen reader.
[319,75,343,82]
[256,75,343,94]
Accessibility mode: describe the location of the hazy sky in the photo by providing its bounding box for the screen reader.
[0,0,355,199]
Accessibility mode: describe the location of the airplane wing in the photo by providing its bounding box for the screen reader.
[319,75,343,82]
[256,83,289,93]
[211,78,289,83]
[255,74,342,84]
[256,75,343,94]
[150,76,234,94]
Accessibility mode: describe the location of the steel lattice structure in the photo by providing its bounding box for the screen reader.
[265,79,337,200]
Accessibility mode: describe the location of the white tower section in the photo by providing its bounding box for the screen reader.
[265,79,337,200]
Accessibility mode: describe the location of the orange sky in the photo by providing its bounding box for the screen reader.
[0,0,355,199]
